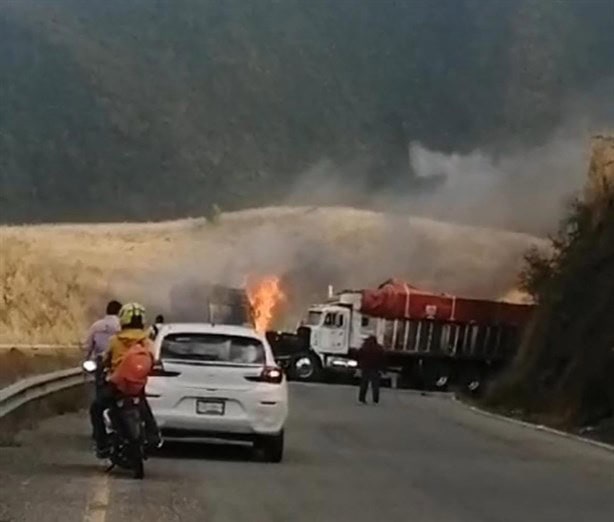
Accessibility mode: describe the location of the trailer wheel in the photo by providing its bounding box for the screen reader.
[468,380,481,392]
[458,364,484,396]
[421,361,451,391]
[291,353,320,382]
[435,375,449,389]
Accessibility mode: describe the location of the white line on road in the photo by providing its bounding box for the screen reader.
[83,473,110,522]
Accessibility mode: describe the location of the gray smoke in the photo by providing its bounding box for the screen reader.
[402,86,614,234]
[117,207,545,328]
[406,130,587,235]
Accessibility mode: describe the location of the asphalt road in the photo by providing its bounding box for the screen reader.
[1,383,614,522]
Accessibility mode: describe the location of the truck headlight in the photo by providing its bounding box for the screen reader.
[328,357,358,369]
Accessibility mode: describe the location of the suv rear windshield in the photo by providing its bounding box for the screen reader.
[161,333,265,365]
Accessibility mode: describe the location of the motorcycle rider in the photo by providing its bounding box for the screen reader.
[90,302,161,458]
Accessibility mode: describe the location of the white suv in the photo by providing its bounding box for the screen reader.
[147,323,288,462]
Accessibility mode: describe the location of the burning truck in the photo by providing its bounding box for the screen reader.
[168,277,284,332]
[168,281,254,326]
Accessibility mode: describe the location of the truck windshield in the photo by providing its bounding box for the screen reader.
[306,311,322,326]
[161,333,265,365]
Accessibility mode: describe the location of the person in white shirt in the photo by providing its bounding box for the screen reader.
[84,300,122,361]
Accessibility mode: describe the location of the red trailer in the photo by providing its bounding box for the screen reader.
[362,279,533,325]
[357,279,534,389]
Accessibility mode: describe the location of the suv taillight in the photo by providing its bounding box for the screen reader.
[245,366,284,384]
[263,366,283,384]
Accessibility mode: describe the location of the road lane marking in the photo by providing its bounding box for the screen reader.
[83,473,110,522]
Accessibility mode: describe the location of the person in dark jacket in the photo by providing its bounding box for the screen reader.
[357,335,385,404]
[149,314,165,339]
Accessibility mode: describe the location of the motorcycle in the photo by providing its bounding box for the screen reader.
[83,360,146,479]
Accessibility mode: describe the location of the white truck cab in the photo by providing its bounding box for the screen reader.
[301,291,375,371]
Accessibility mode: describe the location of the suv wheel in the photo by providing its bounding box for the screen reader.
[255,430,284,463]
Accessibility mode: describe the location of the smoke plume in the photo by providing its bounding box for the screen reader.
[117,207,545,328]
[118,98,614,328]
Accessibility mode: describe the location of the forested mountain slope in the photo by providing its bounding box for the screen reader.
[1,0,613,222]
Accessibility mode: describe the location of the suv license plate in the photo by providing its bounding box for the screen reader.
[196,399,225,415]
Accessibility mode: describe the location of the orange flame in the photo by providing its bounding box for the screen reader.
[246,276,285,333]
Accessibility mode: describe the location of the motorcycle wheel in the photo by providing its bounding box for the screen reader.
[131,444,144,479]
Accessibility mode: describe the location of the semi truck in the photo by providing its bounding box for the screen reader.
[269,279,534,391]
[168,281,254,326]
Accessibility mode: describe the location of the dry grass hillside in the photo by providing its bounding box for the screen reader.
[0,206,545,344]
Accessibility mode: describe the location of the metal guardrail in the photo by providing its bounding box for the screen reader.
[0,367,87,419]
